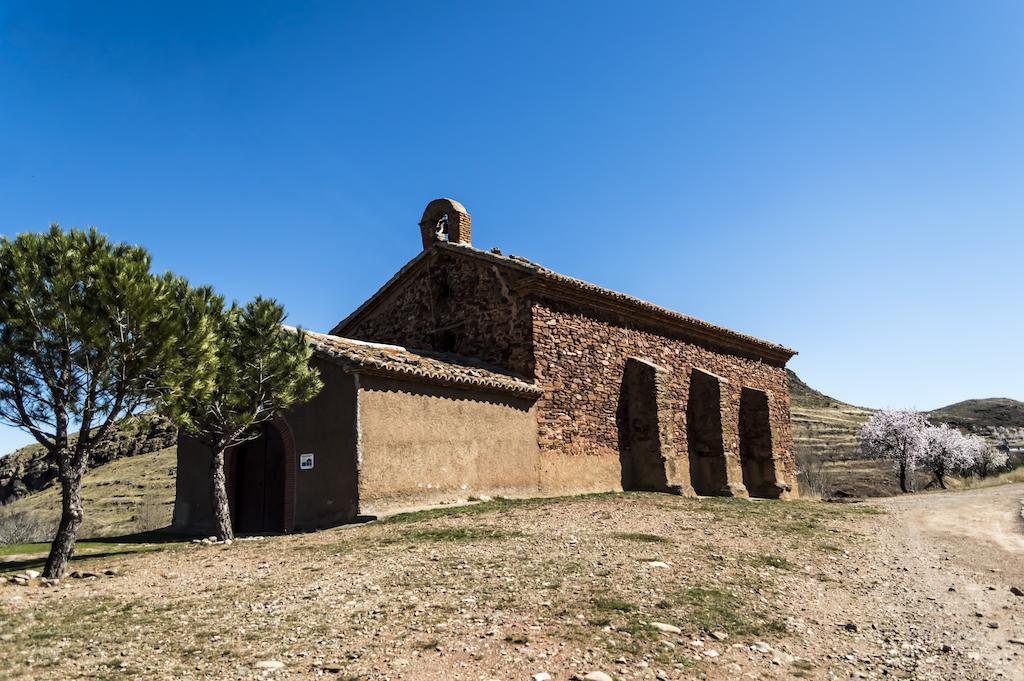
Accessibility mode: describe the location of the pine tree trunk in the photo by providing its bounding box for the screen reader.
[210,447,234,541]
[43,472,84,579]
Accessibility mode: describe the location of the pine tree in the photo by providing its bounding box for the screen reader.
[160,297,322,540]
[0,226,216,578]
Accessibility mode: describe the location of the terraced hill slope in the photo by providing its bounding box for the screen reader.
[0,447,176,541]
[788,369,874,461]
[786,371,892,496]
[788,371,1024,496]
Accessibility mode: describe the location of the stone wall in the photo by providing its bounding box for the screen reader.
[339,246,796,500]
[340,250,535,377]
[531,298,796,498]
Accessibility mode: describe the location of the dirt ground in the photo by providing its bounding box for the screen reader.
[1,485,1023,680]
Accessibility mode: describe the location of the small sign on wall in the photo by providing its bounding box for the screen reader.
[299,453,315,470]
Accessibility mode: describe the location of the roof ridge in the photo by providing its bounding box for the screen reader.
[331,240,795,364]
[434,242,796,361]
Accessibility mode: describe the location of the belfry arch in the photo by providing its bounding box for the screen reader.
[419,198,472,249]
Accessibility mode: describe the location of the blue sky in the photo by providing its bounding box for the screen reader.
[1,1,1022,454]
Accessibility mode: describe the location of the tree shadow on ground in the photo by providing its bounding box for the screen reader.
[0,526,190,574]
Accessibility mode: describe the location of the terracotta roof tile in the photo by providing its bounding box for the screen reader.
[298,329,543,398]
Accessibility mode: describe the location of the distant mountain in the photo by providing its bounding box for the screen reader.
[927,398,1024,432]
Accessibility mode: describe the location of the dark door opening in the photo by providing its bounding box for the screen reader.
[738,388,781,498]
[232,423,286,534]
[686,369,728,496]
[617,358,670,492]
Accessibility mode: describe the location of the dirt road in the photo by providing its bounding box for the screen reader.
[862,484,1024,680]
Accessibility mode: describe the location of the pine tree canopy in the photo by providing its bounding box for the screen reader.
[160,296,323,450]
[0,225,217,453]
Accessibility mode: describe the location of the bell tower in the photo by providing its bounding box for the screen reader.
[419,198,471,250]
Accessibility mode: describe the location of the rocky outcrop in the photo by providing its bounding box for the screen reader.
[0,414,177,505]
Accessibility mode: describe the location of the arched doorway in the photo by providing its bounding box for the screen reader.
[231,423,287,534]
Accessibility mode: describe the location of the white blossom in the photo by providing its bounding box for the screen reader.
[967,436,1008,478]
[919,424,976,488]
[858,409,928,493]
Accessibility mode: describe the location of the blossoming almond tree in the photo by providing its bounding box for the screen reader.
[858,409,928,493]
[967,436,1007,478]
[920,424,975,489]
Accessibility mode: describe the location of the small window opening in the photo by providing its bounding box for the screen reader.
[436,274,452,300]
[434,213,449,242]
[436,330,458,353]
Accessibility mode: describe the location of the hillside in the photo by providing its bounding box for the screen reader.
[789,368,1024,458]
[788,369,874,461]
[928,398,1024,431]
[0,414,176,505]
[788,371,1024,496]
[786,370,893,496]
[0,447,176,542]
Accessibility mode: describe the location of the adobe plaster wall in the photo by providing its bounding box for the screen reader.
[355,375,540,516]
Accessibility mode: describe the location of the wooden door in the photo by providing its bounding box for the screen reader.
[233,424,286,534]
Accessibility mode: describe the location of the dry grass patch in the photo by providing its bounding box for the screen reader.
[0,447,177,539]
[380,526,525,544]
[610,531,672,544]
[0,492,882,680]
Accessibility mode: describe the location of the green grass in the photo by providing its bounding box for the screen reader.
[744,553,794,570]
[0,530,185,573]
[382,526,524,543]
[591,595,636,612]
[377,492,879,538]
[672,586,786,637]
[378,492,626,525]
[0,539,132,557]
[610,532,672,544]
